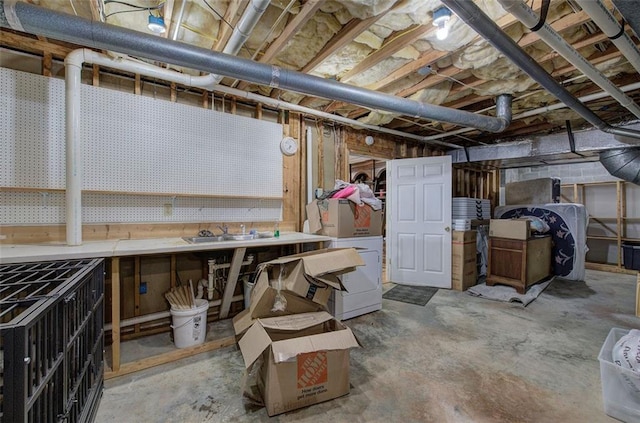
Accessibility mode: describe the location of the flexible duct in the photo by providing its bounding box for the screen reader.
[498,0,640,119]
[599,148,640,184]
[442,0,640,141]
[0,0,512,133]
[576,0,640,75]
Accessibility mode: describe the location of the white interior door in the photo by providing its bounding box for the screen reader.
[387,156,452,287]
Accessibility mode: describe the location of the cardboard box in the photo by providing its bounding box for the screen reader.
[306,199,382,238]
[233,248,365,336]
[452,231,477,291]
[489,219,531,240]
[238,311,360,416]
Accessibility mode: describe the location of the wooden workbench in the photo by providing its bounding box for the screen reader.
[0,233,330,378]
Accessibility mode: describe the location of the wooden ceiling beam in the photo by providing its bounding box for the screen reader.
[235,0,323,91]
[0,29,75,58]
[212,0,249,51]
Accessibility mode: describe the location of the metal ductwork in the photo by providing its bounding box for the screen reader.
[599,148,640,184]
[442,0,640,142]
[612,0,640,41]
[0,0,512,133]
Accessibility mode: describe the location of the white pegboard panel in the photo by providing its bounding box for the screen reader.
[0,68,66,189]
[80,83,283,196]
[0,192,65,224]
[2,68,285,225]
[81,194,282,223]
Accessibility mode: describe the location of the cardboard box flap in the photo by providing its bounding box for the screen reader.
[305,200,322,234]
[232,308,253,337]
[238,321,273,369]
[300,248,364,277]
[270,327,360,364]
[264,248,363,276]
[313,273,345,291]
[258,311,334,331]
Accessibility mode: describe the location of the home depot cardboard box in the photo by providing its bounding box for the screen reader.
[306,199,382,238]
[238,311,360,416]
[233,248,365,336]
[489,219,531,240]
[452,230,477,291]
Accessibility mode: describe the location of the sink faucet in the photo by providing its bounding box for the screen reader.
[217,224,228,235]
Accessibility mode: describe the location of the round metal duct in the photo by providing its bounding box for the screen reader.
[599,148,640,185]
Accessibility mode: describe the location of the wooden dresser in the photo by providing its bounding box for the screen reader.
[486,236,552,294]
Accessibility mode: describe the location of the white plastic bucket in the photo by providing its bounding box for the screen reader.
[170,299,209,348]
[244,278,255,310]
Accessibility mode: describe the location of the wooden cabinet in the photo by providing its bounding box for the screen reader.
[487,236,552,294]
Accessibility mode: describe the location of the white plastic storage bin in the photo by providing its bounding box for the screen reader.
[598,328,640,423]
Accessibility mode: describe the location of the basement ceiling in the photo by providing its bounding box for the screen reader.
[1,0,640,162]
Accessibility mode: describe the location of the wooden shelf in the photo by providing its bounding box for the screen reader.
[1,186,282,201]
[565,181,640,272]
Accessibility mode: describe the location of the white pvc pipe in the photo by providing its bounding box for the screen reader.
[306,127,313,204]
[205,0,270,88]
[170,0,187,41]
[103,295,243,330]
[64,50,84,245]
[498,0,640,119]
[576,0,640,75]
[423,81,640,142]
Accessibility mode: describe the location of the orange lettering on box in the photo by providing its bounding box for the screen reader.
[297,351,328,388]
[354,205,371,228]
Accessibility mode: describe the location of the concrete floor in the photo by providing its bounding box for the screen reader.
[95,269,639,423]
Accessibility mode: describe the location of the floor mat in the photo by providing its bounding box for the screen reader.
[466,277,554,306]
[383,285,439,306]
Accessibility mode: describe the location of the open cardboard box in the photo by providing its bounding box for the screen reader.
[233,248,364,337]
[238,311,360,416]
[306,199,382,238]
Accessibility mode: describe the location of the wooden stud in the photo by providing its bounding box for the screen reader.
[202,90,209,109]
[134,257,141,334]
[42,53,52,77]
[219,247,247,319]
[111,257,121,372]
[256,103,263,120]
[92,64,100,87]
[230,98,237,114]
[617,181,622,268]
[573,183,579,203]
[134,74,141,95]
[170,254,177,288]
[170,82,177,102]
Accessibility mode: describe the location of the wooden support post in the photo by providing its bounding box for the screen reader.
[219,247,246,319]
[111,257,121,372]
[42,53,52,77]
[256,103,263,120]
[134,257,141,334]
[202,90,209,109]
[573,183,578,203]
[134,74,141,95]
[617,181,622,268]
[230,98,237,114]
[170,254,177,287]
[170,82,177,102]
[92,64,100,87]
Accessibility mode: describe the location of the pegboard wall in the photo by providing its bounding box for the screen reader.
[1,68,284,224]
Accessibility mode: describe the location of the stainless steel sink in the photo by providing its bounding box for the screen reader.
[223,234,256,241]
[182,236,226,243]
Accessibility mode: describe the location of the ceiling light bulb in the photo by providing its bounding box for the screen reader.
[432,6,451,41]
[148,15,166,34]
[436,24,449,41]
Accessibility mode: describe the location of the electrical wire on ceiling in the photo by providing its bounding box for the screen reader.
[103,0,165,19]
[201,0,253,57]
[69,0,78,16]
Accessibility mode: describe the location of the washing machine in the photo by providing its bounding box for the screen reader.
[327,236,383,320]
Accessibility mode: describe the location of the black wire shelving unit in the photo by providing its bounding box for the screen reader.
[1,258,105,423]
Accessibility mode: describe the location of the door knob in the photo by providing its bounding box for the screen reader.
[445,226,450,232]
